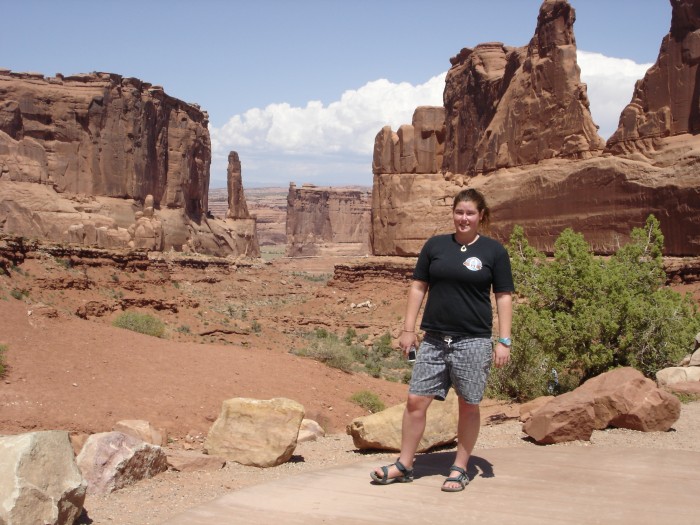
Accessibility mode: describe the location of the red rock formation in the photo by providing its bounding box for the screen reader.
[225,151,250,219]
[371,0,700,257]
[0,71,209,214]
[606,0,700,154]
[372,107,445,175]
[0,70,258,257]
[286,184,370,257]
[442,0,604,175]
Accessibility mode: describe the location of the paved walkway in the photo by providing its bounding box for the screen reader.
[163,447,700,524]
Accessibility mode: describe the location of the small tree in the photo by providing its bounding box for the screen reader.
[488,216,700,401]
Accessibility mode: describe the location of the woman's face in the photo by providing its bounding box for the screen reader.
[453,200,483,236]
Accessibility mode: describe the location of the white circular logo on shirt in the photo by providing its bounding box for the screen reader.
[463,257,483,271]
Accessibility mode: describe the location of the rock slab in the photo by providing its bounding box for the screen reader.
[0,430,87,525]
[204,397,305,467]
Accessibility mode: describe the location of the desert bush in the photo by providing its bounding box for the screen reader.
[112,311,165,338]
[293,328,357,372]
[0,344,7,377]
[487,216,700,401]
[10,289,28,300]
[350,390,385,413]
[294,328,413,380]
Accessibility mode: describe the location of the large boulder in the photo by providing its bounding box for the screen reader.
[523,367,681,444]
[203,397,305,468]
[346,390,459,451]
[0,430,86,525]
[656,366,700,386]
[76,431,168,495]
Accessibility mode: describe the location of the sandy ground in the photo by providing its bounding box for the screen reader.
[0,250,698,525]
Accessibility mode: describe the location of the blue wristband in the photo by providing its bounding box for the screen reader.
[498,337,512,347]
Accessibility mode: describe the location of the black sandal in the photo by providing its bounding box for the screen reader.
[370,459,414,484]
[441,465,469,492]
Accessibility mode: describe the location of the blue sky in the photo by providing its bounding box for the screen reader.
[2,1,671,188]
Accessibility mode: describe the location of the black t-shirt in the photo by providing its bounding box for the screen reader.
[413,233,514,338]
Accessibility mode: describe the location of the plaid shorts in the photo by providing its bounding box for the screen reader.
[408,332,493,404]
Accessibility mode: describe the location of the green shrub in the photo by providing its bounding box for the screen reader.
[10,289,27,300]
[113,311,165,338]
[488,216,700,401]
[0,344,7,378]
[293,328,414,380]
[350,390,385,413]
[292,328,357,372]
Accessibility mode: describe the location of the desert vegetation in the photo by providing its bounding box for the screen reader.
[488,215,700,401]
[112,311,166,338]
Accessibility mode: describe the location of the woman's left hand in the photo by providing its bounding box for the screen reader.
[493,343,511,368]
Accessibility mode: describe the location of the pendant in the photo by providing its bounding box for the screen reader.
[460,245,467,252]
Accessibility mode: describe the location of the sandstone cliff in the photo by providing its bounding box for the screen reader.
[286,184,370,257]
[371,0,700,257]
[0,70,257,257]
[606,0,700,154]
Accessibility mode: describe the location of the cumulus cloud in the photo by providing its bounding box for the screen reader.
[210,75,445,187]
[210,51,653,188]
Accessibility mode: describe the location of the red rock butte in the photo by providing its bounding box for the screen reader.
[0,70,257,257]
[371,0,700,257]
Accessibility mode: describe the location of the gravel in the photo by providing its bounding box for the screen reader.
[78,401,700,525]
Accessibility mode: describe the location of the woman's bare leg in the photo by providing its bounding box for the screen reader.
[373,394,433,479]
[443,398,480,490]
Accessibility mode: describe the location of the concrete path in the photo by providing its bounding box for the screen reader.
[163,447,700,524]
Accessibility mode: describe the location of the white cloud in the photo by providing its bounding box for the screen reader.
[577,50,653,139]
[209,75,445,187]
[210,52,653,188]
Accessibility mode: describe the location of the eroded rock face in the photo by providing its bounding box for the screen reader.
[606,0,700,154]
[442,0,604,175]
[0,71,209,215]
[372,107,446,175]
[0,71,258,257]
[370,0,700,257]
[225,151,250,219]
[286,183,371,257]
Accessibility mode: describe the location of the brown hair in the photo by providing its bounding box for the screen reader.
[453,188,490,229]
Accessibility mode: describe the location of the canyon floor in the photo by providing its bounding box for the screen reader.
[0,247,699,524]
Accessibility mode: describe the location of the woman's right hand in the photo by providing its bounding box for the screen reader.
[398,331,418,356]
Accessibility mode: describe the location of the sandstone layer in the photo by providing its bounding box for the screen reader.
[286,183,371,257]
[370,0,700,257]
[0,70,257,257]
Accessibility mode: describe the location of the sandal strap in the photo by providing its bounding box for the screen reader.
[448,465,467,477]
[394,459,410,476]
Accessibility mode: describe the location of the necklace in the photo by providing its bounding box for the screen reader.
[457,234,479,253]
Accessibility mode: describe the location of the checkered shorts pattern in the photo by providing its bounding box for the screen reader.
[408,332,493,404]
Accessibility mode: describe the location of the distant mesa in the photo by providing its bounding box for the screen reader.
[286,183,371,257]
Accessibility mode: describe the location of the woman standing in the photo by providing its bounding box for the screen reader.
[371,188,514,492]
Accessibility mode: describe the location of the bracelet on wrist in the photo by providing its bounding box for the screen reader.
[402,329,415,333]
[498,337,512,347]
